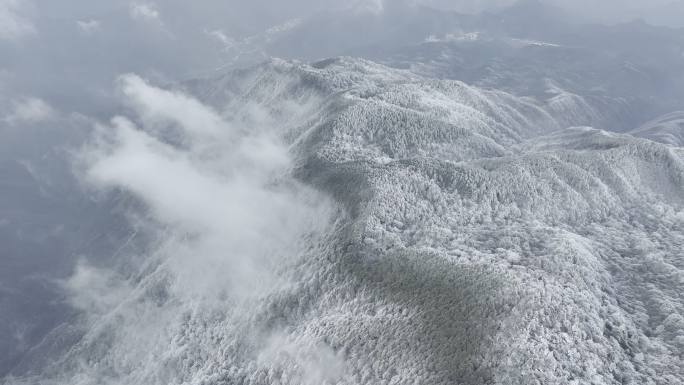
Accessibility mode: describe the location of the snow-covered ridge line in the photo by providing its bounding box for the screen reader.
[171,58,684,383]
[631,111,684,146]
[11,57,684,385]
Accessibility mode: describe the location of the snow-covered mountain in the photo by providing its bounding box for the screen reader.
[2,1,684,384]
[215,0,684,133]
[631,111,684,146]
[7,55,683,385]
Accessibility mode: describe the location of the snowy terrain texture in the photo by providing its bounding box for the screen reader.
[6,56,683,385]
[3,1,684,384]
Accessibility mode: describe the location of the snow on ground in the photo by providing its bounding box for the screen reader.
[8,58,683,385]
[631,111,684,147]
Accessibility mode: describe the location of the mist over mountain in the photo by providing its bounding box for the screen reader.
[1,1,683,384]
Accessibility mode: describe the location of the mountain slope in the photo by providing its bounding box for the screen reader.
[631,111,684,146]
[214,1,684,135]
[7,57,683,385]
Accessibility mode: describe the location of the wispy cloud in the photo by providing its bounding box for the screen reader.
[204,28,235,48]
[129,2,161,24]
[0,0,34,40]
[3,97,56,124]
[50,73,340,382]
[76,19,100,34]
[83,74,325,296]
[259,332,346,385]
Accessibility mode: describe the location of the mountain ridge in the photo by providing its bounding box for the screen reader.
[9,56,683,385]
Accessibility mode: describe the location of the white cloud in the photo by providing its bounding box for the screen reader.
[76,19,100,34]
[259,332,346,385]
[117,74,225,140]
[3,97,56,124]
[52,74,338,383]
[129,2,161,23]
[63,261,134,317]
[0,0,35,40]
[204,28,235,47]
[81,74,333,300]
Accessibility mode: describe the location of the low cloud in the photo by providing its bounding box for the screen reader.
[63,261,134,317]
[259,332,346,385]
[3,97,56,125]
[76,19,100,34]
[129,2,161,24]
[49,75,340,383]
[80,74,332,299]
[117,74,225,140]
[0,0,34,40]
[204,28,235,48]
